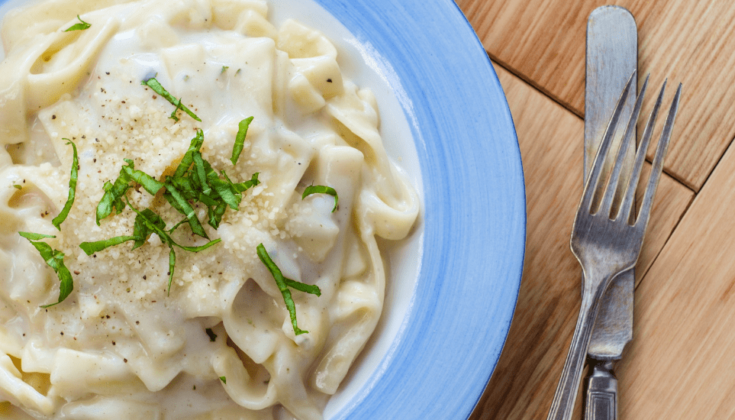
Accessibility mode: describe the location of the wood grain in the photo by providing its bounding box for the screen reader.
[469,64,693,420]
[456,0,735,191]
[615,130,735,418]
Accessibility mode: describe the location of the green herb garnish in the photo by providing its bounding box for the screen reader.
[302,185,338,213]
[123,199,219,294]
[193,153,211,195]
[19,232,56,241]
[83,198,220,295]
[219,376,226,384]
[163,180,208,238]
[19,232,74,307]
[174,239,221,253]
[96,159,164,225]
[231,117,253,165]
[88,130,262,295]
[283,278,321,296]
[221,66,229,74]
[64,15,91,32]
[175,130,205,178]
[121,159,164,195]
[235,69,241,76]
[205,328,217,342]
[13,184,21,190]
[141,77,201,122]
[167,249,176,293]
[257,243,321,335]
[170,97,184,122]
[132,208,166,249]
[96,168,132,225]
[167,219,188,234]
[164,131,259,230]
[208,170,241,210]
[234,173,260,193]
[52,139,78,230]
[79,235,137,255]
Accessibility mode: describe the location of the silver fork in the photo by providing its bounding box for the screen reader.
[546,71,682,420]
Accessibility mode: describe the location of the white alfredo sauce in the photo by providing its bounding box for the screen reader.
[0,0,423,419]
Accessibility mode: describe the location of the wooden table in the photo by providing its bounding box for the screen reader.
[458,1,735,418]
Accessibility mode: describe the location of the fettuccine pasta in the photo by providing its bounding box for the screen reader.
[0,0,420,418]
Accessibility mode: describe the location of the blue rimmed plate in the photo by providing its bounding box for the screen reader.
[0,0,526,418]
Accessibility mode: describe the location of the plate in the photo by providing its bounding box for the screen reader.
[0,0,526,418]
[306,0,527,419]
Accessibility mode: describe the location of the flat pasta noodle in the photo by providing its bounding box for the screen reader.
[0,1,420,419]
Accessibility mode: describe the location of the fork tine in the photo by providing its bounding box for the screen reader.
[618,79,668,223]
[599,74,650,218]
[581,71,636,212]
[635,83,682,229]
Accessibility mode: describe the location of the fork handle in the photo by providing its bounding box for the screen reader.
[584,360,618,420]
[547,286,605,420]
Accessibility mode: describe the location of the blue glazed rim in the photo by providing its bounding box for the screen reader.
[316,0,526,419]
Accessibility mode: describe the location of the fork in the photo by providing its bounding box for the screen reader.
[546,71,682,420]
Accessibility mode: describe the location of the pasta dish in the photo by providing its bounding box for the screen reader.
[0,0,420,418]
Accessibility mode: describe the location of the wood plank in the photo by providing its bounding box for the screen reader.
[616,125,735,418]
[470,63,693,420]
[457,0,735,191]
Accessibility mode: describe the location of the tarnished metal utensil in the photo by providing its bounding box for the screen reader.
[584,6,637,420]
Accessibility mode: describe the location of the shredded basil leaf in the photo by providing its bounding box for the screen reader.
[284,279,322,296]
[167,218,188,233]
[231,117,253,165]
[19,232,56,240]
[193,153,211,196]
[52,139,78,230]
[19,232,74,307]
[164,180,208,238]
[219,376,226,384]
[207,169,240,210]
[207,202,227,230]
[133,209,167,250]
[174,130,205,178]
[83,207,169,255]
[167,248,176,295]
[257,243,321,335]
[171,176,197,199]
[175,239,221,253]
[124,198,174,247]
[132,213,151,250]
[197,193,218,207]
[96,159,165,225]
[141,77,201,122]
[122,159,164,195]
[13,184,21,190]
[64,15,91,32]
[302,185,338,213]
[124,198,220,294]
[123,199,178,295]
[96,170,131,225]
[79,236,136,255]
[221,66,229,74]
[205,328,217,342]
[232,173,260,193]
[169,97,184,122]
[166,130,259,231]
